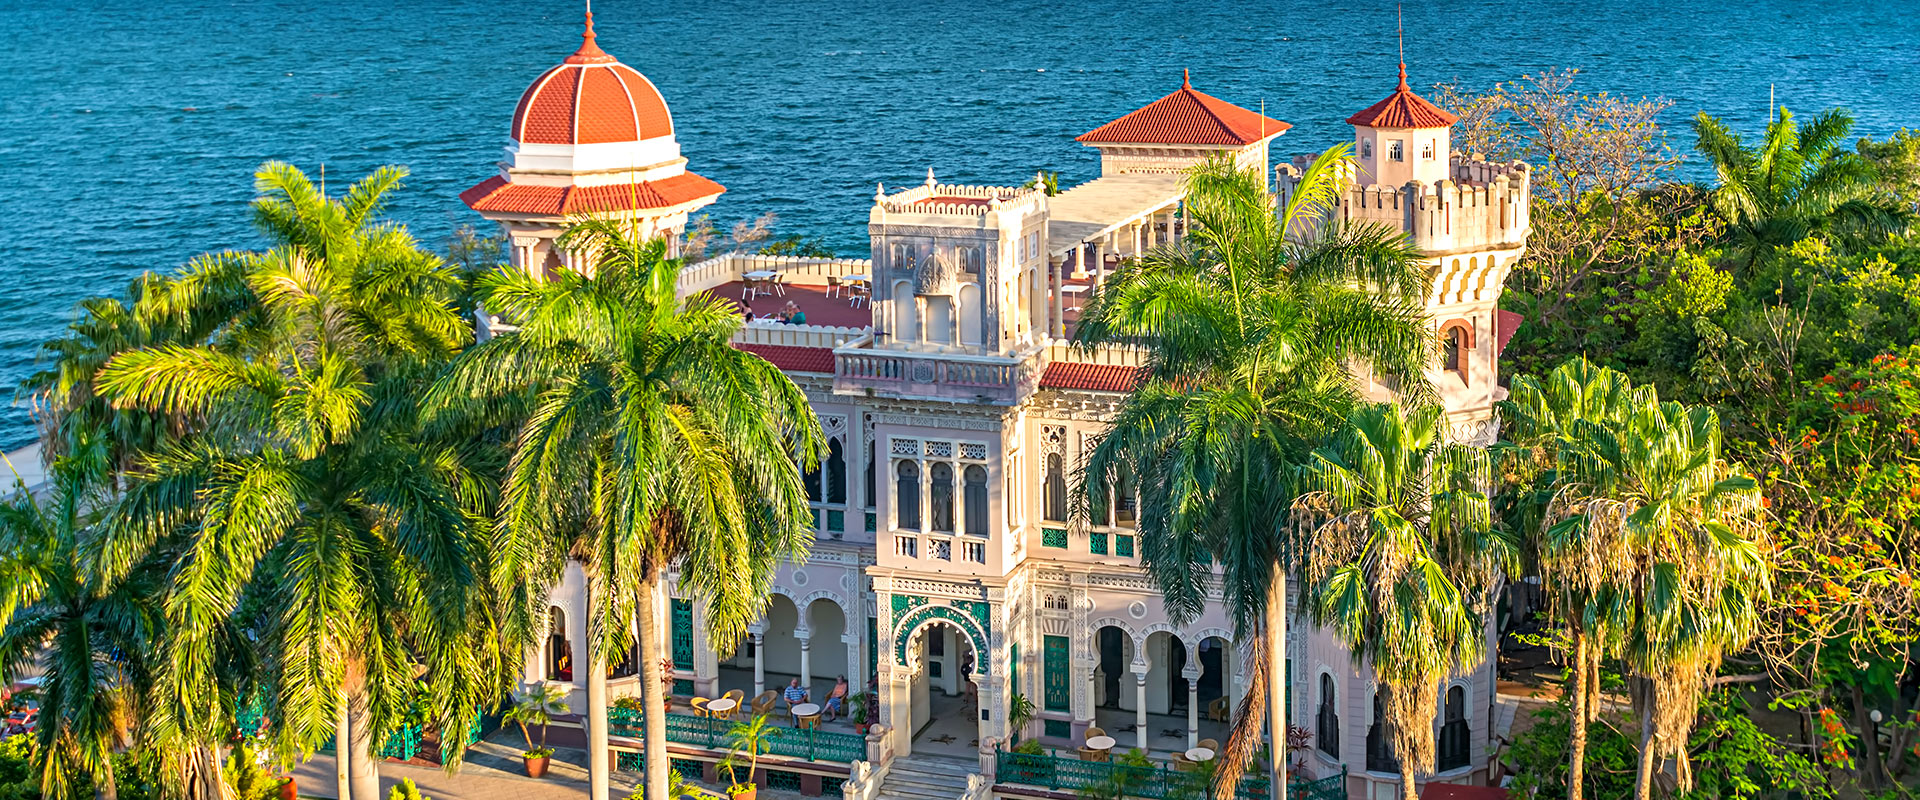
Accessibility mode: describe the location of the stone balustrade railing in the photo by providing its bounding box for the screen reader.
[677,253,875,296]
[736,321,869,349]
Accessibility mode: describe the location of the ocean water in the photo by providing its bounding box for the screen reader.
[3,0,1917,449]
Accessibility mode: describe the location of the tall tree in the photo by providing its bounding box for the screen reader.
[0,443,160,800]
[1546,389,1769,799]
[1496,356,1646,800]
[92,162,494,800]
[1074,147,1437,799]
[423,216,821,800]
[1291,403,1513,800]
[1692,107,1911,268]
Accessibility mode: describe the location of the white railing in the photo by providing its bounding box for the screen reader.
[734,321,869,349]
[677,253,874,296]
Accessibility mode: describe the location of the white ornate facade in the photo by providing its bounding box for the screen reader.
[469,24,1528,800]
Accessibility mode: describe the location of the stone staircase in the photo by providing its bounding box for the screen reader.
[875,755,984,800]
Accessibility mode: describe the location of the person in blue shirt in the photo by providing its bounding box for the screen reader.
[783,678,810,724]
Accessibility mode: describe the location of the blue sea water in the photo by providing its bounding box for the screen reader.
[2,0,1918,449]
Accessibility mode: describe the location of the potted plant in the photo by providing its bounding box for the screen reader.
[848,691,872,734]
[720,713,780,800]
[505,683,570,778]
[1005,692,1035,743]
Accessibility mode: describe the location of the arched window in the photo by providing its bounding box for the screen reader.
[1367,690,1397,773]
[864,440,876,510]
[1360,138,1373,160]
[803,451,822,504]
[892,280,918,342]
[547,607,573,682]
[1114,463,1138,526]
[1043,453,1067,522]
[1316,673,1339,758]
[1441,321,1473,382]
[826,439,846,504]
[1438,685,1470,771]
[896,461,921,530]
[964,465,988,536]
[930,462,955,533]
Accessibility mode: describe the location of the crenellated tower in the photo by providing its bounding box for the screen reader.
[1278,59,1532,443]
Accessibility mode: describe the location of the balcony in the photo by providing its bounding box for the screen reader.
[833,342,1042,405]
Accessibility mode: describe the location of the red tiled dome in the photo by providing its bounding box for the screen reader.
[1346,64,1458,129]
[510,13,674,146]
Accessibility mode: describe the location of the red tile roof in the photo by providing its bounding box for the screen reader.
[736,344,836,374]
[1495,309,1524,357]
[460,172,725,216]
[1038,361,1144,393]
[510,14,674,146]
[1346,66,1459,129]
[1077,72,1290,147]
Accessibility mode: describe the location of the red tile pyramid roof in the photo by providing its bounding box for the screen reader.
[1038,361,1144,393]
[1077,71,1290,147]
[735,343,836,374]
[1346,65,1459,129]
[509,12,675,145]
[460,172,725,217]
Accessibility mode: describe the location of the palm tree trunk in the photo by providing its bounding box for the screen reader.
[97,749,118,800]
[1399,758,1418,800]
[588,632,611,800]
[1567,631,1589,800]
[347,686,381,800]
[1634,685,1656,800]
[1265,568,1287,800]
[336,692,353,800]
[636,568,670,800]
[180,743,234,800]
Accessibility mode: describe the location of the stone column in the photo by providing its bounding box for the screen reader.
[1090,240,1106,289]
[1070,241,1089,280]
[1133,667,1150,750]
[798,626,814,697]
[1059,253,1075,333]
[920,458,932,536]
[750,629,766,697]
[1183,666,1202,748]
[951,460,964,537]
[845,632,864,702]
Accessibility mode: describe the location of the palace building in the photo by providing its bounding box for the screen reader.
[463,14,1530,800]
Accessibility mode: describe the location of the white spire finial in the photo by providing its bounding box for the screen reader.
[875,182,886,203]
[925,167,937,188]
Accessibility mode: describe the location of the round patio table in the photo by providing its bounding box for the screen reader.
[1186,747,1215,762]
[706,698,737,716]
[1085,735,1116,751]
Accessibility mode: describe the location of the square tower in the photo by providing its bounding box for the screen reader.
[866,172,1051,357]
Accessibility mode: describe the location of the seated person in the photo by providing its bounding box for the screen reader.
[780,301,805,325]
[783,677,809,721]
[824,676,849,721]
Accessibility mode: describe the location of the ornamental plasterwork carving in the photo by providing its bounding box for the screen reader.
[1040,425,1065,456]
[875,412,1004,432]
[819,413,848,439]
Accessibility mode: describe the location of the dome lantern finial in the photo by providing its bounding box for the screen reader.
[565,1,617,64]
[1182,68,1191,89]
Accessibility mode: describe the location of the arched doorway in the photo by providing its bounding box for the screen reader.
[546,606,573,682]
[1197,636,1232,722]
[1095,626,1134,710]
[806,598,849,700]
[904,620,977,757]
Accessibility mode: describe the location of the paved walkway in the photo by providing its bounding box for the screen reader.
[288,730,812,800]
[291,736,635,800]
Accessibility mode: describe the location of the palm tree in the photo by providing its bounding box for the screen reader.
[1495,357,1645,800]
[0,442,160,800]
[91,162,494,800]
[1546,392,1768,800]
[423,216,821,800]
[1075,147,1437,800]
[1691,107,1910,268]
[1290,403,1512,800]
